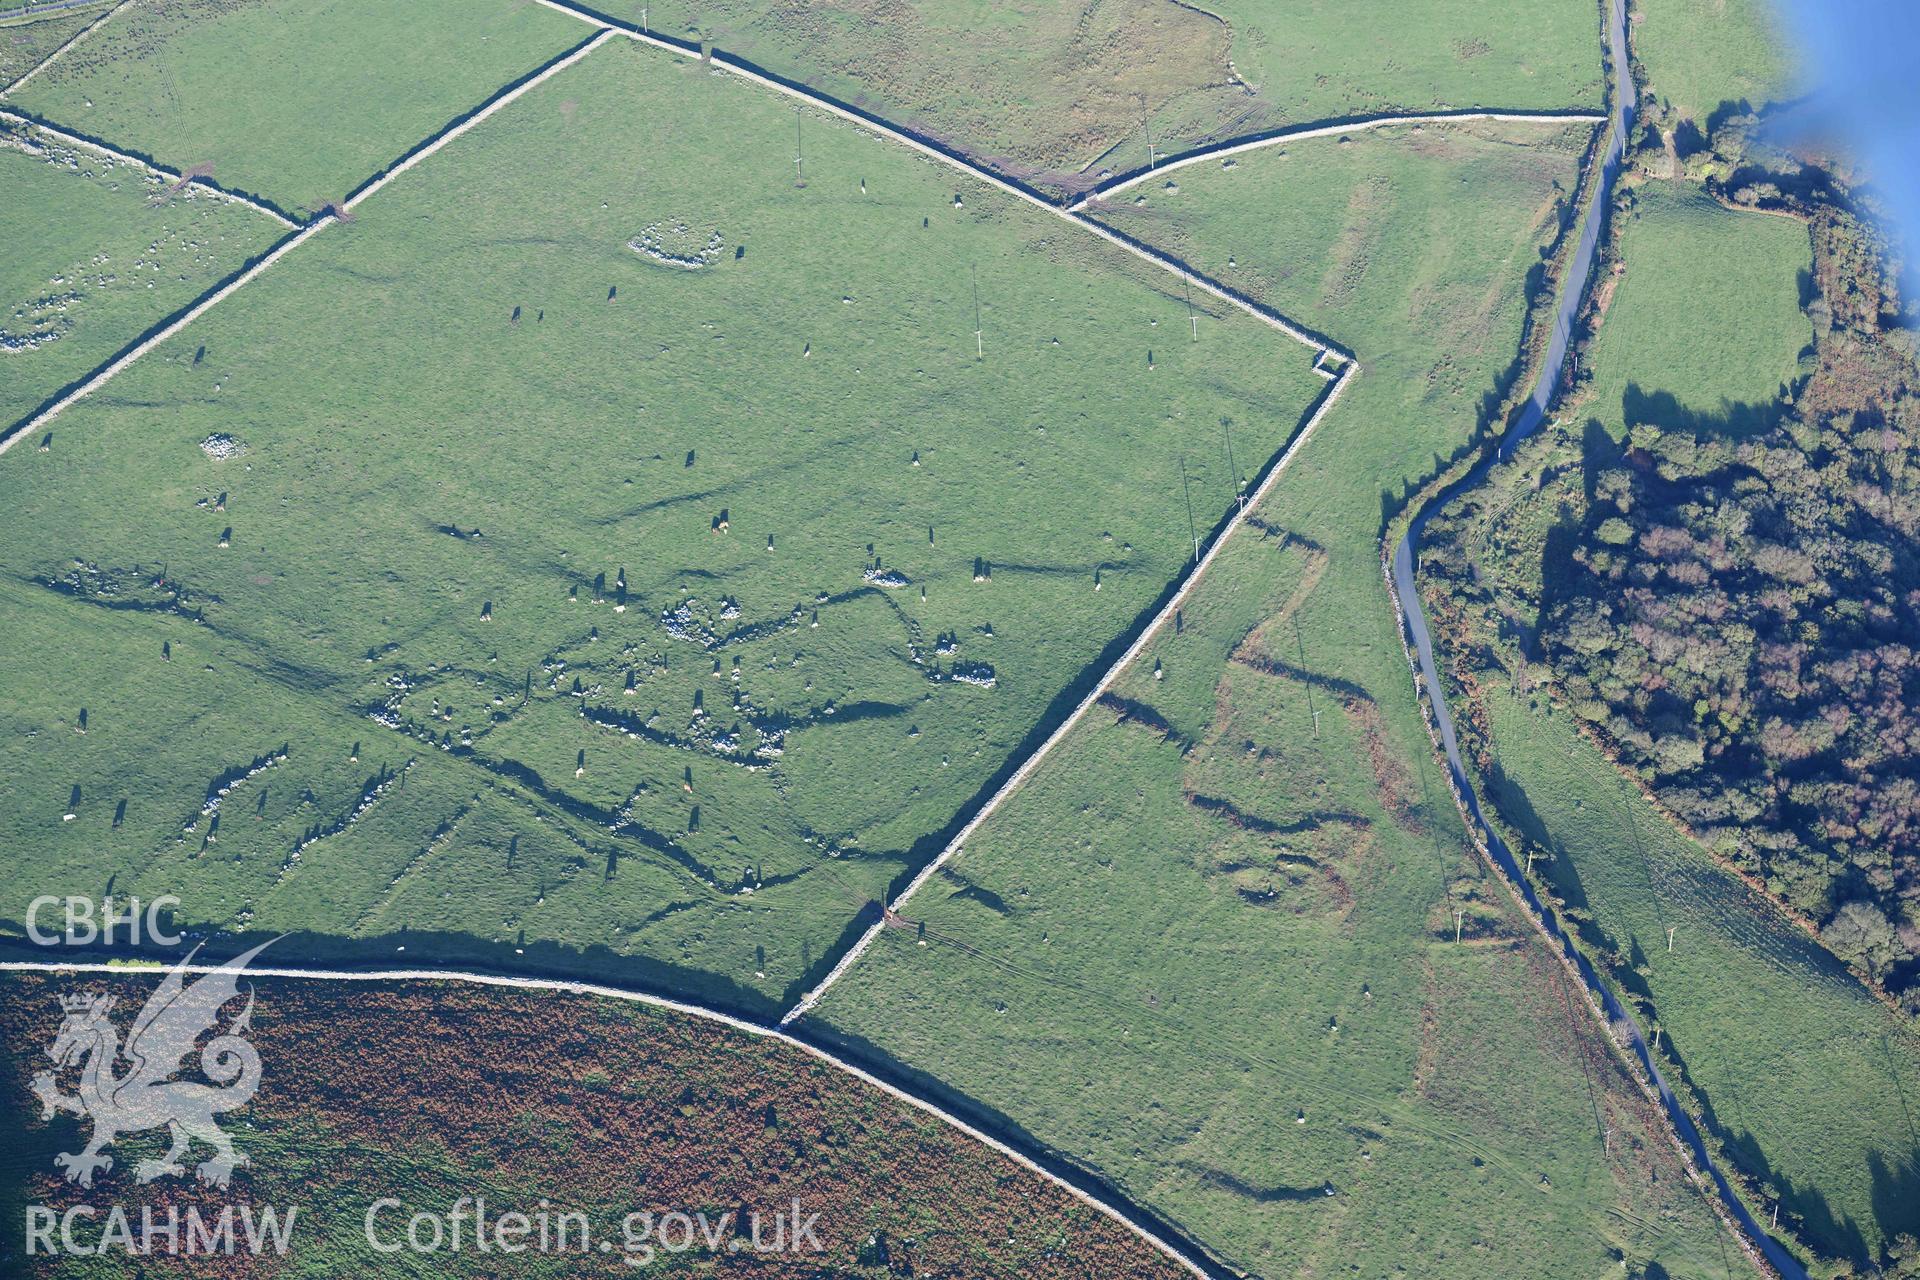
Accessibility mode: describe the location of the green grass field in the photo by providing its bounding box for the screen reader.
[0,4,97,90]
[7,0,589,217]
[637,0,1601,195]
[0,0,1893,1275]
[1632,0,1794,123]
[808,122,1743,1277]
[1091,118,1591,489]
[0,37,1330,1018]
[811,526,1738,1278]
[1187,0,1604,135]
[637,0,1234,194]
[1482,679,1920,1267]
[1581,181,1811,440]
[1411,171,1919,1270]
[0,121,283,427]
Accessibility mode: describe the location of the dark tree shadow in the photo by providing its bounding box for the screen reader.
[1869,1148,1920,1254]
[1621,382,1787,439]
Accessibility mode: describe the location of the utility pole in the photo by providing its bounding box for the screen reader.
[1179,458,1200,564]
[1223,418,1241,510]
[1454,908,1465,944]
[1294,615,1320,737]
[640,4,647,32]
[971,265,983,361]
[1667,925,1677,953]
[794,106,805,186]
[1525,847,1536,878]
[1184,272,1197,341]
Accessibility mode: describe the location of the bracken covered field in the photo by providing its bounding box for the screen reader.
[0,969,1194,1277]
[634,0,1603,196]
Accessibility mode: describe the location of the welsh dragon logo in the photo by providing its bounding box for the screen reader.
[31,941,272,1188]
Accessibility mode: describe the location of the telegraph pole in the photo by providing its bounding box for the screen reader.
[1223,418,1241,510]
[971,265,983,360]
[1179,457,1200,564]
[1294,615,1320,737]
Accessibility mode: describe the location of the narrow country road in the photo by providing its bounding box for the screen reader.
[1390,1,1805,1275]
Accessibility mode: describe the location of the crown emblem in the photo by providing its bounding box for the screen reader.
[34,942,273,1190]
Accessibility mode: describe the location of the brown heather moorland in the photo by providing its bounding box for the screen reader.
[0,972,1192,1278]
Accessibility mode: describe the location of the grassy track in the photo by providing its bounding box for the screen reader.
[6,0,589,217]
[0,38,1327,1017]
[811,122,1743,1278]
[0,123,282,427]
